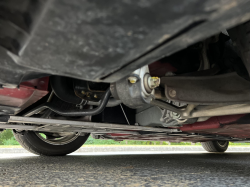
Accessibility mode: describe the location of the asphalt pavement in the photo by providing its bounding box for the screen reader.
[1,151,250,186]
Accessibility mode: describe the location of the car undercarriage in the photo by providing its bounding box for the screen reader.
[1,0,250,155]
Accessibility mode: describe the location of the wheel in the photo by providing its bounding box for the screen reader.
[201,140,229,152]
[13,130,89,156]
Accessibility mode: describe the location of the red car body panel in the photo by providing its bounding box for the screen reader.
[0,77,49,113]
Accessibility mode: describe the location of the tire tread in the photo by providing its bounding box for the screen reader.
[201,141,228,152]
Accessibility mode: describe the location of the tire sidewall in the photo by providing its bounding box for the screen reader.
[14,131,89,156]
[214,141,229,152]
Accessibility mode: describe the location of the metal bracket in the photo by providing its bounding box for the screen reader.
[150,99,250,119]
[161,72,250,105]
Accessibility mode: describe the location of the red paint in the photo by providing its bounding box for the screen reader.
[0,77,49,112]
[149,61,177,77]
[107,114,250,142]
[180,114,250,139]
[180,117,220,131]
[21,76,49,91]
[217,114,245,125]
[180,114,245,131]
[0,86,35,99]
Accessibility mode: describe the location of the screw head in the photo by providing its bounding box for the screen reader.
[94,94,98,98]
[128,76,138,84]
[81,91,85,95]
[169,89,176,98]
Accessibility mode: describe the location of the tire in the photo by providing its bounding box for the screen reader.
[201,141,229,152]
[13,130,89,156]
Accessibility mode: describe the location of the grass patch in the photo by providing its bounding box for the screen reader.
[1,130,250,146]
[0,145,22,148]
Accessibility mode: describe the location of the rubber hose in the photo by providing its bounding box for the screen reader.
[25,89,111,117]
[88,99,121,107]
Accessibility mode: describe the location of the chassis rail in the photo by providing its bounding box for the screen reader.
[0,116,178,135]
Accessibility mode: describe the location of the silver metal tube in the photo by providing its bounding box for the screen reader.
[190,104,250,118]
[88,98,122,107]
[151,98,250,119]
[150,99,182,114]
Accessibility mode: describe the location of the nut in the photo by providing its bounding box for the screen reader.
[169,89,176,98]
[128,76,138,84]
[148,77,160,89]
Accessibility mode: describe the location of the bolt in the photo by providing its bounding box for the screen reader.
[169,89,176,98]
[128,76,138,84]
[94,94,98,98]
[81,91,85,95]
[86,92,91,97]
[148,77,160,89]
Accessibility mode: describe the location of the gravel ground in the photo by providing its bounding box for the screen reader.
[0,152,250,186]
